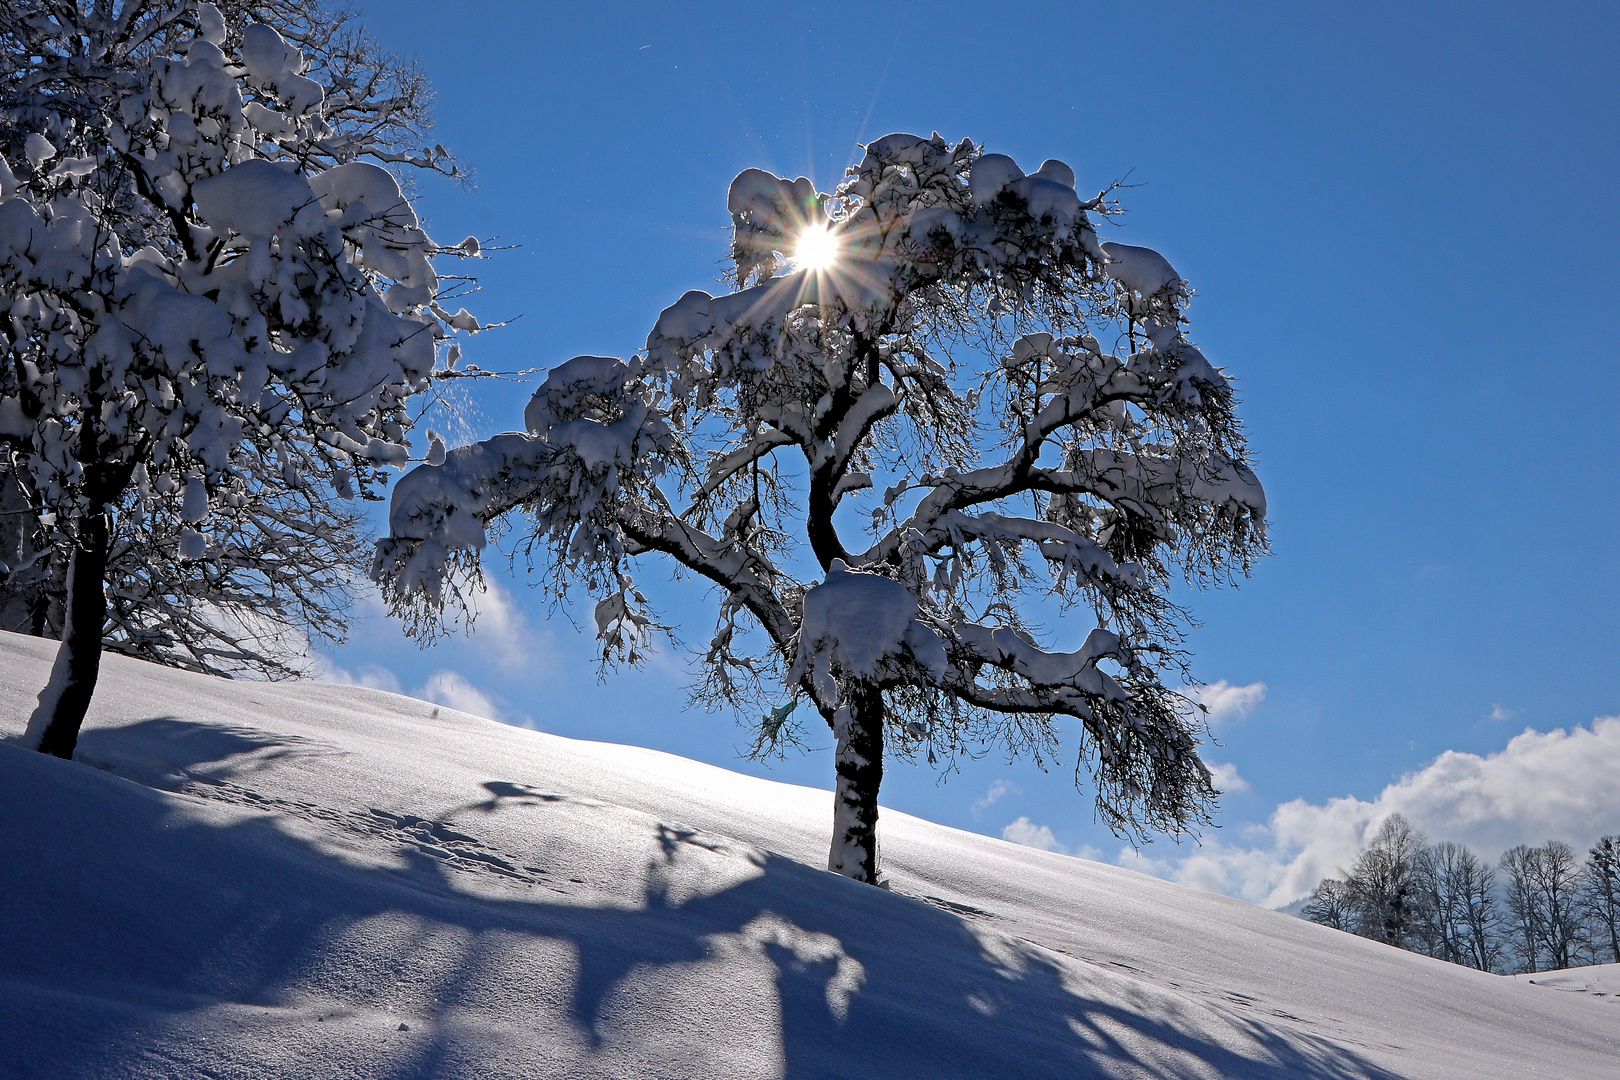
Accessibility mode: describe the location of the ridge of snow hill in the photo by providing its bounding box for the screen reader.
[0,630,1613,1078]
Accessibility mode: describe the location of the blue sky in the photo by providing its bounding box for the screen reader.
[328,1,1620,904]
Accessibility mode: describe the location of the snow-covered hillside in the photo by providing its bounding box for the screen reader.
[1,631,1613,1079]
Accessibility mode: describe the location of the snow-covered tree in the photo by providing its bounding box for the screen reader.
[374,133,1267,883]
[0,1,481,757]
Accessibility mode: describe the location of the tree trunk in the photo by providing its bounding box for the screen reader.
[827,683,884,884]
[22,508,110,760]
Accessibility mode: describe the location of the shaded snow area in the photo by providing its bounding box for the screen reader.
[0,632,1613,1080]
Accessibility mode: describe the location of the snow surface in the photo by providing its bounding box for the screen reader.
[1,629,1614,1079]
[1511,963,1620,1001]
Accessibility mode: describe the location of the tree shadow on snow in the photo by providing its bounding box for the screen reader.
[75,715,343,788]
[0,720,1412,1080]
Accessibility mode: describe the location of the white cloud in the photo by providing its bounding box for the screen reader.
[1206,760,1251,794]
[415,669,499,720]
[466,579,544,673]
[314,656,402,694]
[1002,816,1064,852]
[973,779,1017,818]
[339,571,550,676]
[1124,717,1620,909]
[999,817,1104,861]
[1488,703,1515,723]
[1191,680,1267,730]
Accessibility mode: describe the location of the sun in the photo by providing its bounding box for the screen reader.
[792,222,839,271]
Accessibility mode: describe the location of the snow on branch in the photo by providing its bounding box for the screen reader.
[696,429,795,500]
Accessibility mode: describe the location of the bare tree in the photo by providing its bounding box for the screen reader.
[1501,841,1586,972]
[1582,836,1620,964]
[1306,828,1508,971]
[1410,842,1465,965]
[1301,877,1354,932]
[1501,846,1544,972]
[1410,842,1502,971]
[374,134,1267,883]
[1,1,481,756]
[1454,849,1505,973]
[1341,814,1427,948]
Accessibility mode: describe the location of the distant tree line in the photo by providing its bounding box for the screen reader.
[1302,815,1620,975]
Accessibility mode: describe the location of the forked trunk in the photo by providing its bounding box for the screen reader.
[827,682,885,883]
[23,509,110,759]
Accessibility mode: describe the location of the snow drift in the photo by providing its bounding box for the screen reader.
[0,630,1612,1079]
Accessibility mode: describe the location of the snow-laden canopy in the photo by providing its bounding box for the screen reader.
[0,2,486,678]
[0,1,487,750]
[0,9,456,528]
[376,131,1267,849]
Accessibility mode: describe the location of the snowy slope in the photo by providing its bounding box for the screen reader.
[1512,963,1620,1001]
[1,630,1613,1080]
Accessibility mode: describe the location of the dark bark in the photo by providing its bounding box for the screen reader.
[27,404,131,760]
[828,682,885,883]
[32,506,111,759]
[805,467,847,572]
[29,589,50,637]
[1606,899,1620,965]
[805,333,884,574]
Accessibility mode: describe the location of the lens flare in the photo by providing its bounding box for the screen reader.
[793,223,839,271]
